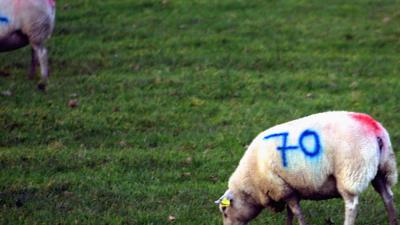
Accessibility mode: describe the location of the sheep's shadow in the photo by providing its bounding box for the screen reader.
[0,70,10,77]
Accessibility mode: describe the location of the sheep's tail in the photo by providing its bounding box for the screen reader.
[378,129,398,187]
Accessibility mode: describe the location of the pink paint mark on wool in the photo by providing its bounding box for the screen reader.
[13,0,22,19]
[48,0,56,7]
[350,113,382,134]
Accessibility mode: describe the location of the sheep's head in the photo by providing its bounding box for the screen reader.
[215,190,262,225]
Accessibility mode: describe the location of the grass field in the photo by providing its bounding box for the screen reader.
[1,0,400,224]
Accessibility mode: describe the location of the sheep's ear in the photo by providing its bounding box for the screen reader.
[215,195,223,205]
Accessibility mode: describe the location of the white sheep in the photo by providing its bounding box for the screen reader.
[0,0,56,90]
[216,111,398,225]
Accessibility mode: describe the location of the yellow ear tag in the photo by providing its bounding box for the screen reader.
[220,197,231,207]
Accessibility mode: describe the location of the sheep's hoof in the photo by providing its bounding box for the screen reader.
[37,83,46,91]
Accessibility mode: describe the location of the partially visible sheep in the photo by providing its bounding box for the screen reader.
[216,111,398,225]
[0,0,56,90]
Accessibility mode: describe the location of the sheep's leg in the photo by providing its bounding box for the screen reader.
[285,204,294,225]
[372,176,398,225]
[32,44,49,91]
[287,197,307,225]
[28,47,38,80]
[341,192,359,225]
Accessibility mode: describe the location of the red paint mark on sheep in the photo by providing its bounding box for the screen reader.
[351,113,382,134]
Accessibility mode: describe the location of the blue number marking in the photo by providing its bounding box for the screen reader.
[263,129,321,167]
[264,132,298,167]
[0,16,9,24]
[299,130,321,157]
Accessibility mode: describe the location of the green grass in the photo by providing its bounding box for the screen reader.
[1,0,400,224]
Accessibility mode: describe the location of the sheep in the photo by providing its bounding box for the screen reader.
[215,111,398,225]
[0,0,56,90]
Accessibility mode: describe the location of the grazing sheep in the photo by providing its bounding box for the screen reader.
[0,0,56,90]
[216,111,398,225]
